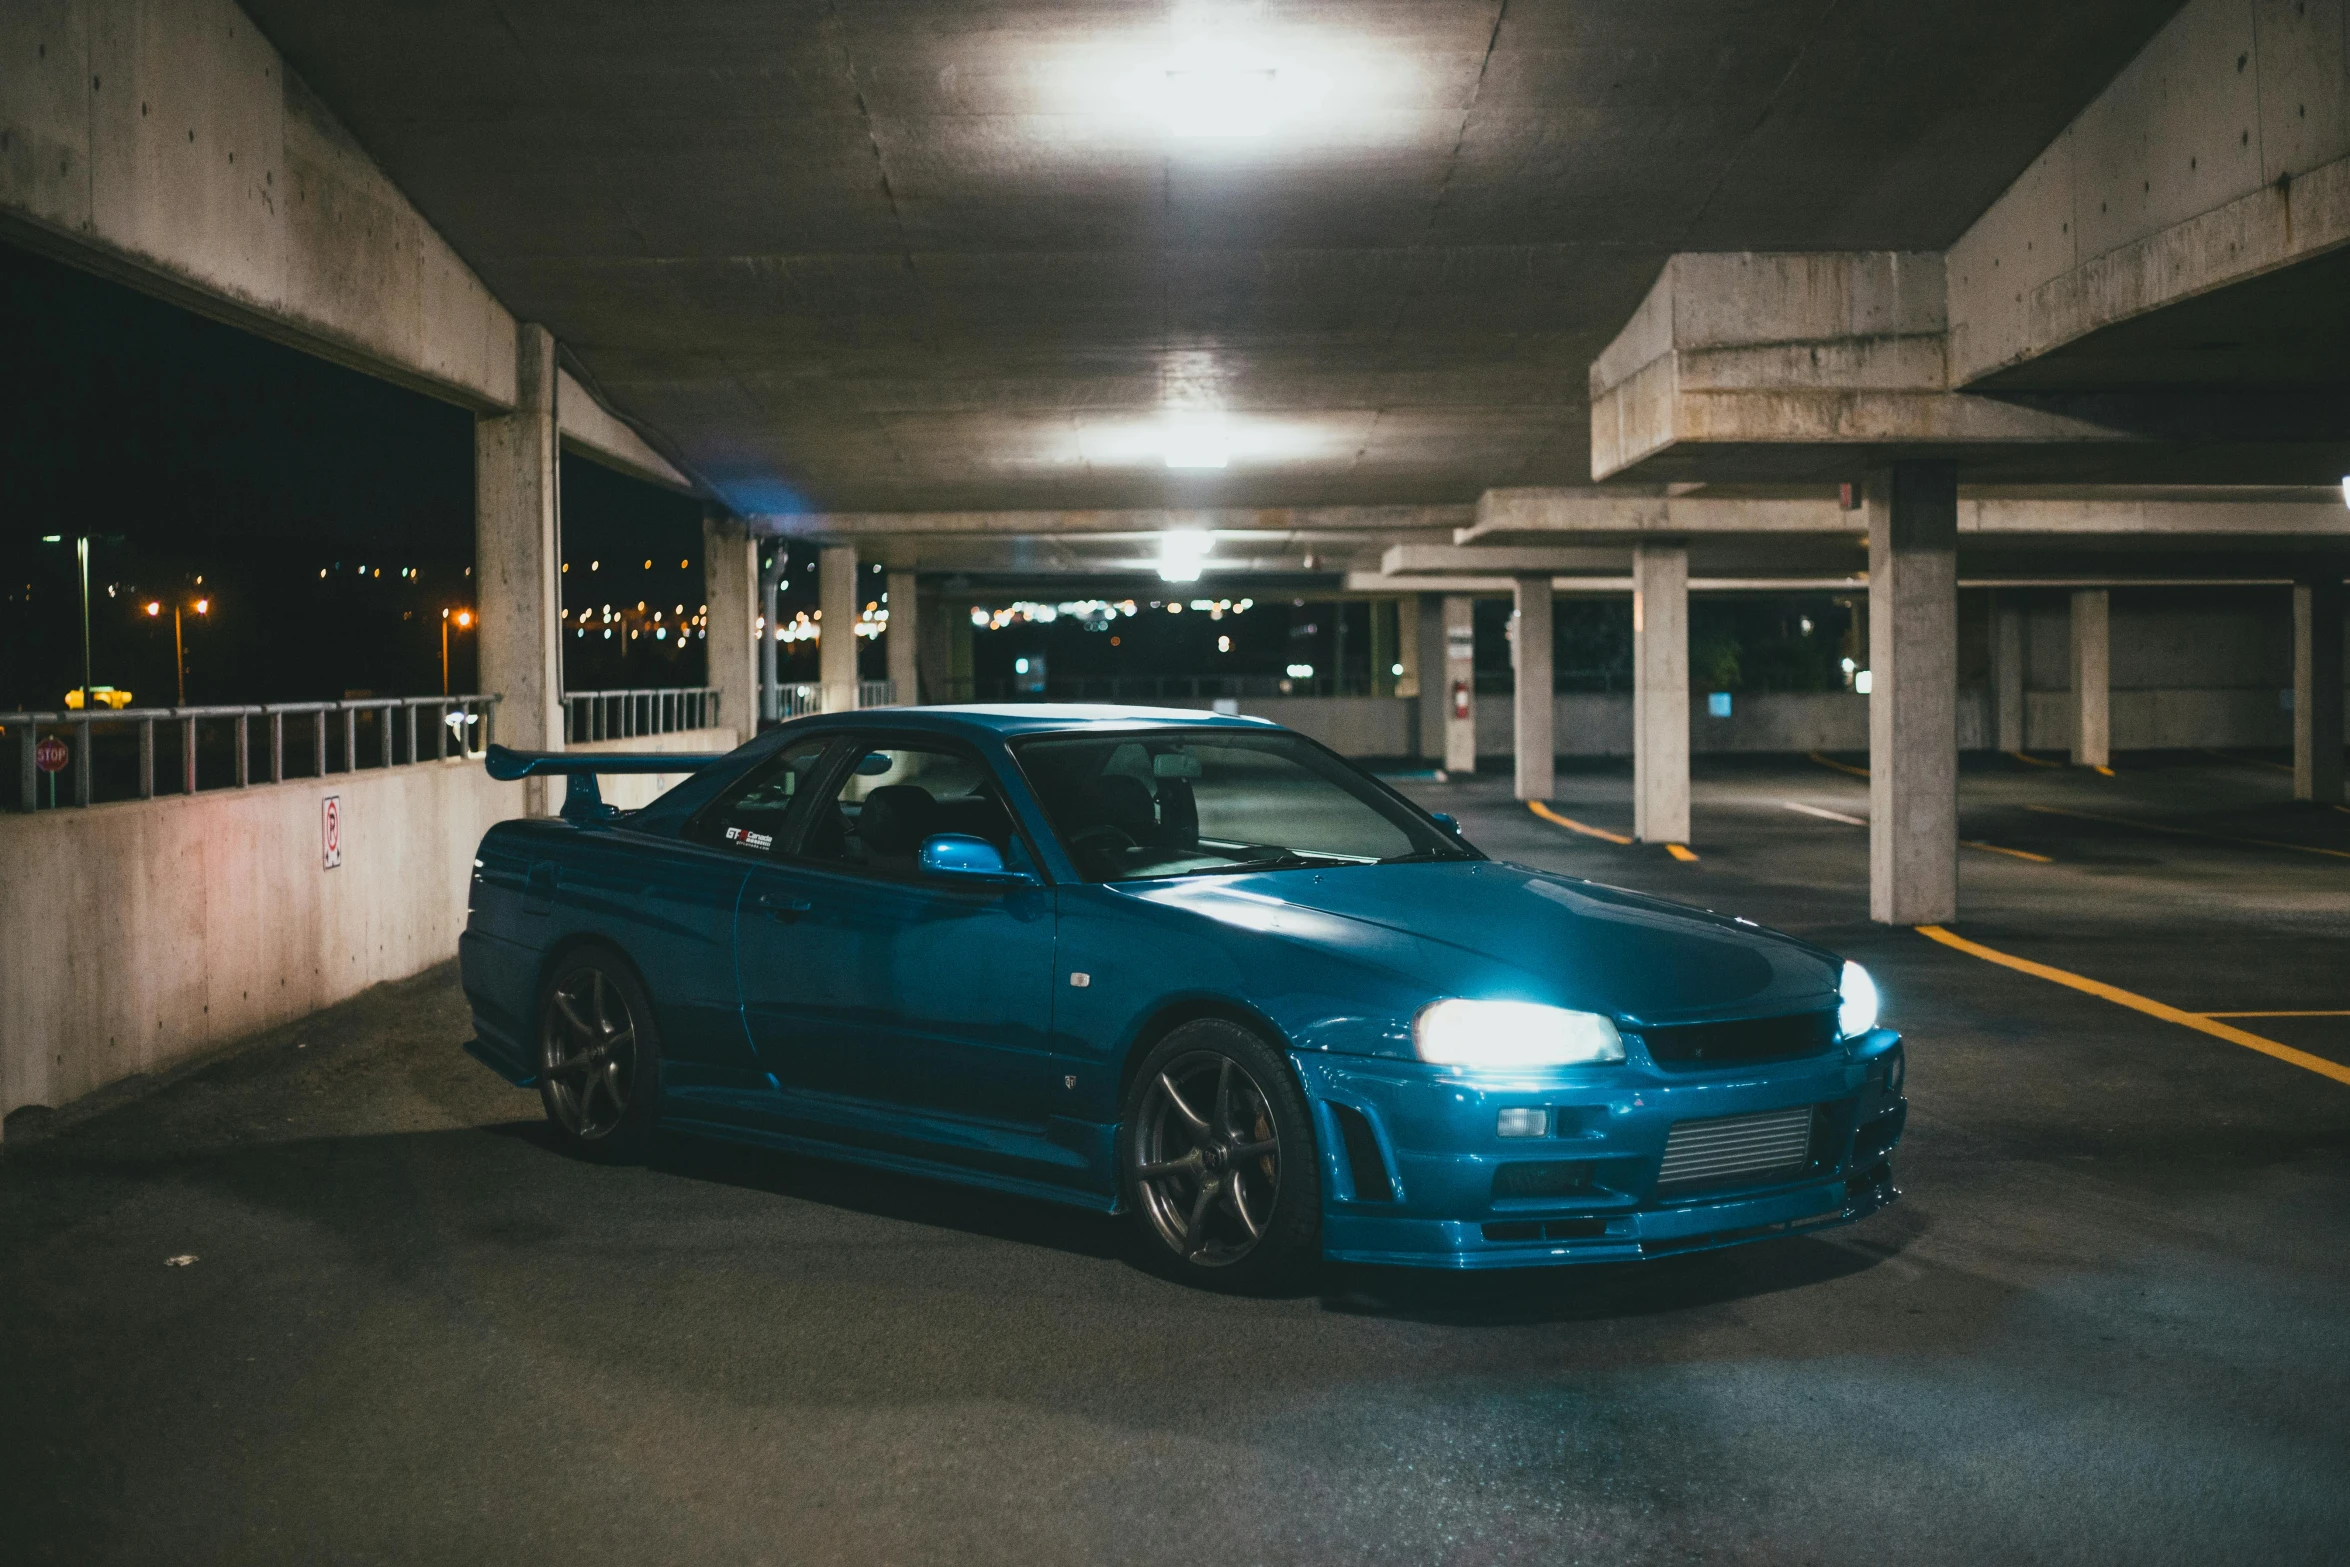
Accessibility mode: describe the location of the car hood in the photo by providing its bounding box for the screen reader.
[1129,860,1840,1026]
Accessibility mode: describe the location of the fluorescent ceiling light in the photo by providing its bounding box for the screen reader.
[1158,531,1213,582]
[1163,66,1279,139]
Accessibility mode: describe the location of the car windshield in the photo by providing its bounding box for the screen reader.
[1013,729,1474,882]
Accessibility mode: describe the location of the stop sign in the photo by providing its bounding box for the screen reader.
[34,735,68,774]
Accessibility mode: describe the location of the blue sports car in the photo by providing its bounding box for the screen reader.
[460,705,1904,1288]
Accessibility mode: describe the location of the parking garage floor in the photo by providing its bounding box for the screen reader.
[3,753,2345,1565]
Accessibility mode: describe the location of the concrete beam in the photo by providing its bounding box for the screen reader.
[0,0,688,488]
[1948,0,2350,387]
[763,506,1472,539]
[1867,463,1960,926]
[1466,489,2350,544]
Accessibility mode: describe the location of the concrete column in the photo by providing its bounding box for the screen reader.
[1991,592,2027,753]
[1412,594,1444,760]
[2295,574,2347,804]
[886,570,919,706]
[819,543,859,712]
[948,600,975,703]
[475,321,562,814]
[1512,577,1554,801]
[2069,588,2110,768]
[1633,544,1691,843]
[1866,462,1959,926]
[1442,595,1476,774]
[918,590,951,705]
[700,513,758,745]
[759,548,782,724]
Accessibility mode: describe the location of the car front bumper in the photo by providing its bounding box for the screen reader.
[1294,1029,1905,1270]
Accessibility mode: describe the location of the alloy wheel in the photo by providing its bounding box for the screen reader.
[539,966,638,1141]
[1132,1048,1284,1267]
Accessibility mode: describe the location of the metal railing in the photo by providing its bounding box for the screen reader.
[3,695,500,813]
[563,687,721,743]
[772,680,896,719]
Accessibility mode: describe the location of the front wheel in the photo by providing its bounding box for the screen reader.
[1119,1019,1320,1291]
[535,948,662,1160]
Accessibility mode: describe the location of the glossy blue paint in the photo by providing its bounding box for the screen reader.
[458,704,1904,1269]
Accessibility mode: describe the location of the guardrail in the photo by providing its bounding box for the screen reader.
[772,680,896,718]
[562,686,722,743]
[2,695,500,813]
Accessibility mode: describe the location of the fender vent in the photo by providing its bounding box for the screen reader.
[1329,1103,1394,1202]
[1657,1105,1817,1190]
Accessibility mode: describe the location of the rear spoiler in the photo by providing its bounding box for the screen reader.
[484,743,727,823]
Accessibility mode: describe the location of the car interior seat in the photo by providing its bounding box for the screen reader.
[854,784,938,869]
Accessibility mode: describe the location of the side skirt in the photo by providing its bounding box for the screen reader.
[660,1113,1123,1216]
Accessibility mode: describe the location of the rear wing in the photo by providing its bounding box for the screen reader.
[484,743,727,823]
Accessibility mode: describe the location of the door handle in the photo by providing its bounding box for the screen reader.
[755,891,813,921]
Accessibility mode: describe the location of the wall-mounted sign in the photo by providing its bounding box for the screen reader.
[34,735,68,774]
[322,794,342,870]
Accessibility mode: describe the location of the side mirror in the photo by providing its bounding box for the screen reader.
[919,833,1038,886]
[1431,812,1462,835]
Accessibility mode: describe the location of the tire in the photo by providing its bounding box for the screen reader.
[534,947,662,1161]
[1118,1018,1321,1291]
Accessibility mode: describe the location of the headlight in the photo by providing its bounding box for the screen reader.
[1839,961,1880,1039]
[1413,1000,1625,1069]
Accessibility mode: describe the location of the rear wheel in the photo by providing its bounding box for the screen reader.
[1119,1019,1320,1291]
[535,949,661,1160]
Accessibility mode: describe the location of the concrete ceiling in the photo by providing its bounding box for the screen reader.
[241,0,2189,519]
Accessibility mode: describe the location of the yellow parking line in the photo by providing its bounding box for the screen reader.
[1664,842,1699,862]
[1915,925,2350,1087]
[2092,764,2117,777]
[2010,750,2064,768]
[2199,747,2294,775]
[1960,839,2053,863]
[2025,803,2350,860]
[1526,800,1632,845]
[1807,751,1870,779]
[2202,1010,2350,1019]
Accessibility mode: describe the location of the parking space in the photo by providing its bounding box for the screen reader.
[2,755,2346,1565]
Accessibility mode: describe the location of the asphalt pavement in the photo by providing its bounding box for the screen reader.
[4,749,2346,1565]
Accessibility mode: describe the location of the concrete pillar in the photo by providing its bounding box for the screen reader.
[918,591,952,705]
[475,321,562,814]
[886,570,919,706]
[701,513,758,745]
[948,600,975,703]
[1633,544,1691,843]
[1412,594,1444,760]
[819,543,859,712]
[1442,595,1477,774]
[2069,588,2110,768]
[1866,462,1958,926]
[1991,592,2027,752]
[759,547,782,724]
[1512,577,1554,800]
[2294,574,2346,804]
[1369,599,1399,699]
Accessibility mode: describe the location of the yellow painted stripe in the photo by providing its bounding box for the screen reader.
[1915,925,2350,1087]
[2009,750,2064,769]
[1807,751,1870,779]
[1664,842,1699,862]
[2091,764,2117,777]
[2202,1010,2350,1019]
[1526,799,1633,845]
[2025,803,2350,860]
[1960,838,2053,863]
[2199,747,2294,775]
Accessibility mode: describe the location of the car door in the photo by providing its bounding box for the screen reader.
[735,733,1061,1155]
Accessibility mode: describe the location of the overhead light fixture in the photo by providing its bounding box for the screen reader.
[2340,475,2349,508]
[1162,65,1279,139]
[1161,412,1231,469]
[1158,532,1213,583]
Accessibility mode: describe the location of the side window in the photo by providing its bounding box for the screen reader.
[693,738,836,855]
[799,740,1022,878]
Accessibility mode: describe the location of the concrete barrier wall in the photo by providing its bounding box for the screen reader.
[0,727,736,1123]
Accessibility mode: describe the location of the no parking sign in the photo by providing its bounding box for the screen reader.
[322,794,342,869]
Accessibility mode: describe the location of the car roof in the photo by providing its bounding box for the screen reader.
[780,703,1281,741]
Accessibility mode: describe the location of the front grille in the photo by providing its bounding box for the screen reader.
[1639,1010,1836,1070]
[1656,1105,1817,1190]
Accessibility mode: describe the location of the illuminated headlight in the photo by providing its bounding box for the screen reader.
[1839,961,1880,1040]
[1413,1000,1625,1070]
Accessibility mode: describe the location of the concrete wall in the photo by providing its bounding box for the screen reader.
[0,728,732,1123]
[0,0,684,487]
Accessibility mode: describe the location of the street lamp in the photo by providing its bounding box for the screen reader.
[441,607,474,694]
[145,593,209,705]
